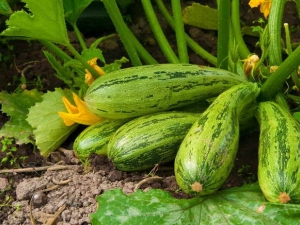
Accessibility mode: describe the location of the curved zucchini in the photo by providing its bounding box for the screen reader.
[84,64,248,119]
[255,101,300,203]
[174,82,260,196]
[73,119,127,161]
[107,111,201,171]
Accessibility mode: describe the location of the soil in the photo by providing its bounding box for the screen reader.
[0,1,299,225]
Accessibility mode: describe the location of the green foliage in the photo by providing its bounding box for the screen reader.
[0,89,43,144]
[26,88,78,157]
[91,183,300,225]
[0,0,13,16]
[0,0,69,45]
[182,3,218,30]
[63,0,93,25]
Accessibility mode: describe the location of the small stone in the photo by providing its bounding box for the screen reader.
[32,191,47,208]
[0,177,9,191]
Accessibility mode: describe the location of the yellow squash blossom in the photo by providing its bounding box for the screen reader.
[85,57,105,86]
[58,92,102,126]
[249,0,272,18]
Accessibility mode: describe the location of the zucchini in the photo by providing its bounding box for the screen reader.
[174,82,260,196]
[84,64,248,119]
[255,101,300,203]
[73,119,127,161]
[107,111,201,171]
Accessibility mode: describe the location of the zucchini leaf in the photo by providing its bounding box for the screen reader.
[0,89,43,144]
[0,0,13,16]
[26,88,77,157]
[182,3,218,30]
[91,183,300,225]
[0,0,69,45]
[63,0,93,25]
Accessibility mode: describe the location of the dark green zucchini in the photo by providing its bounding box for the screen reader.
[107,111,201,171]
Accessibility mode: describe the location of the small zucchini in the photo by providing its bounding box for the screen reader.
[255,101,300,203]
[84,64,248,119]
[174,82,260,196]
[107,111,201,171]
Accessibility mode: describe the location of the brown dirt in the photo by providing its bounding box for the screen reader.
[0,1,299,224]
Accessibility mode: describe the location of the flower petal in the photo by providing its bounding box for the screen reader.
[249,0,262,8]
[62,96,78,114]
[58,112,76,126]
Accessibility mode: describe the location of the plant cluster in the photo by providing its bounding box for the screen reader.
[1,0,300,224]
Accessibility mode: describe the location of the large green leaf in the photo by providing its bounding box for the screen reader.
[90,183,300,225]
[26,88,77,157]
[63,0,93,25]
[0,89,43,144]
[0,0,69,45]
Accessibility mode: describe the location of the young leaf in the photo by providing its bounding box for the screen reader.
[26,88,77,157]
[0,89,43,144]
[91,183,300,225]
[0,0,13,16]
[1,0,69,45]
[182,3,218,30]
[63,0,93,25]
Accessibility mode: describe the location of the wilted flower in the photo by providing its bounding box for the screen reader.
[85,57,105,85]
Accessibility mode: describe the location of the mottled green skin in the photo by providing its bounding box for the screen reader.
[175,83,260,196]
[73,119,127,161]
[256,102,300,203]
[84,64,248,119]
[107,111,201,172]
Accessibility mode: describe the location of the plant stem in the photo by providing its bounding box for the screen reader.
[141,0,179,63]
[268,0,285,65]
[231,0,250,60]
[102,0,142,66]
[171,0,189,63]
[217,0,230,69]
[39,40,73,62]
[72,23,87,50]
[155,0,217,66]
[260,44,300,101]
[66,44,100,79]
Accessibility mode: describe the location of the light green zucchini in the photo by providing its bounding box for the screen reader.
[84,64,248,119]
[174,82,260,196]
[256,101,300,203]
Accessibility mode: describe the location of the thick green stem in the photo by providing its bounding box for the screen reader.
[72,23,87,50]
[141,0,179,63]
[155,0,217,66]
[268,0,285,65]
[171,0,189,63]
[217,0,230,69]
[102,0,142,66]
[231,0,251,60]
[39,40,73,62]
[260,44,300,101]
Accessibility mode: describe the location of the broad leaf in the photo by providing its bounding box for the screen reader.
[1,0,69,45]
[26,88,77,157]
[63,0,93,25]
[182,3,218,30]
[0,89,42,144]
[91,183,300,225]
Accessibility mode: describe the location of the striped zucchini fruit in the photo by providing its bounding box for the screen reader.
[84,64,248,119]
[73,119,127,161]
[107,111,201,171]
[255,101,300,203]
[174,82,260,196]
